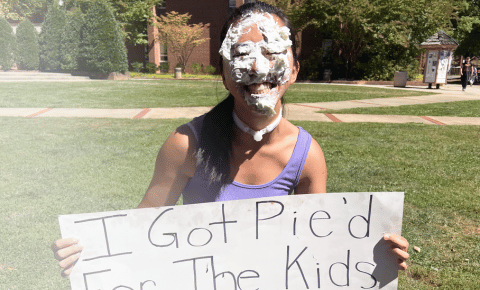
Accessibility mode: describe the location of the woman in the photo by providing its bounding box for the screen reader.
[53,2,409,277]
[460,56,473,91]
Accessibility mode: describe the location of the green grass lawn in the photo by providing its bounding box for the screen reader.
[131,72,222,80]
[284,83,437,103]
[0,80,228,108]
[1,117,479,289]
[1,81,478,289]
[322,100,480,117]
[0,80,436,108]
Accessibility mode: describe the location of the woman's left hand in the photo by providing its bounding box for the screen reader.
[383,233,409,270]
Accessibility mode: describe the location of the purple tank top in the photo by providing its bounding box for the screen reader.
[182,114,312,204]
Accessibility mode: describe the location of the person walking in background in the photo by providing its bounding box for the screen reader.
[460,56,473,91]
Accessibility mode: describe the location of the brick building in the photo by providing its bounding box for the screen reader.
[127,0,233,73]
[136,0,324,77]
[133,0,270,74]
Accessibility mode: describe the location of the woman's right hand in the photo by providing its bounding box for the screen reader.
[51,238,83,277]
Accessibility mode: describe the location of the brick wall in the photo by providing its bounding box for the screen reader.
[168,0,228,73]
[145,0,229,73]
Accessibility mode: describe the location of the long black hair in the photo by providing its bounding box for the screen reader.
[196,1,297,185]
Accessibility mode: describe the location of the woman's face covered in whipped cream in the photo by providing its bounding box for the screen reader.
[220,12,298,116]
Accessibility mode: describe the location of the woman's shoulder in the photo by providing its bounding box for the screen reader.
[296,129,327,194]
[154,123,197,179]
[171,122,198,153]
[277,119,326,183]
[160,120,198,160]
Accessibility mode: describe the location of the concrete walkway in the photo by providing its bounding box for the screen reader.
[1,71,479,125]
[0,71,91,82]
[284,83,480,125]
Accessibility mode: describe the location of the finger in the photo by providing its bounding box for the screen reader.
[397,260,408,271]
[55,244,84,261]
[390,246,410,262]
[58,252,81,270]
[61,263,77,278]
[384,234,409,251]
[52,238,79,251]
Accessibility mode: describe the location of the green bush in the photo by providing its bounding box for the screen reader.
[145,62,157,74]
[362,55,421,81]
[14,19,39,70]
[60,9,83,71]
[39,4,66,71]
[0,18,16,71]
[131,62,143,73]
[159,62,169,73]
[191,62,201,74]
[79,0,128,74]
[352,41,423,81]
[205,64,216,75]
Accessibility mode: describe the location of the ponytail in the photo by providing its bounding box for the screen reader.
[195,94,235,185]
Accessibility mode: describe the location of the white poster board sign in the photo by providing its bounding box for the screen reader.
[59,192,404,290]
[436,50,451,84]
[425,50,439,83]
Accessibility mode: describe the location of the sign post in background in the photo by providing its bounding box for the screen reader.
[59,192,404,290]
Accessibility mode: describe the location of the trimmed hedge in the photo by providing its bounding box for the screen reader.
[60,9,83,71]
[14,19,40,70]
[0,18,16,71]
[39,5,66,71]
[79,0,128,75]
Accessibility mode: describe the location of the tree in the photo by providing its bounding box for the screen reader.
[64,0,163,46]
[453,0,480,56]
[155,11,209,73]
[455,24,480,56]
[297,0,460,79]
[14,18,39,70]
[39,4,66,71]
[0,17,15,71]
[110,0,164,46]
[60,9,83,71]
[78,0,128,74]
[262,0,310,45]
[0,0,48,21]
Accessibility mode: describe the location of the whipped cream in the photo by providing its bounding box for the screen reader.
[220,12,293,116]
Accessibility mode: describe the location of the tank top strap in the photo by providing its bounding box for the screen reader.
[281,126,312,187]
[187,116,312,188]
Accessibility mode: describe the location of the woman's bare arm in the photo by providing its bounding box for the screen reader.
[138,124,196,208]
[53,124,197,276]
[295,139,327,194]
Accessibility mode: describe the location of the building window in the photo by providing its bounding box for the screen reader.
[156,0,166,16]
[160,43,168,62]
[156,1,167,63]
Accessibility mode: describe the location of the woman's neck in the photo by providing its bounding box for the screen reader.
[232,102,284,145]
[233,102,282,130]
[233,108,283,142]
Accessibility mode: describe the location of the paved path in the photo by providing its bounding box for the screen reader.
[1,71,479,125]
[284,83,480,125]
[0,71,91,82]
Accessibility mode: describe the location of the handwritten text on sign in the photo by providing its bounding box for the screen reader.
[58,192,404,290]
